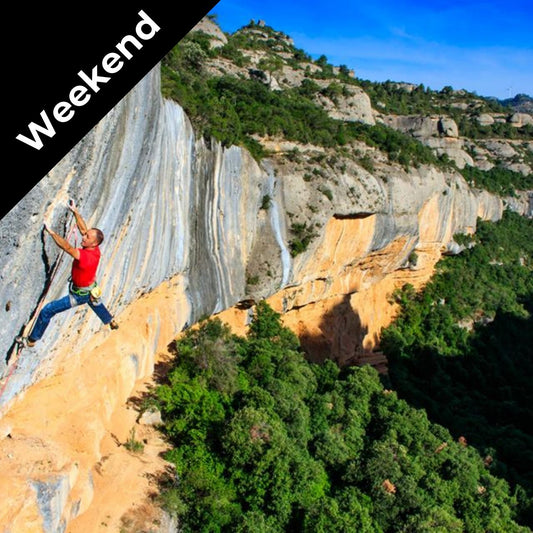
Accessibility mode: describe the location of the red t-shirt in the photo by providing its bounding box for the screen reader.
[71,247,101,287]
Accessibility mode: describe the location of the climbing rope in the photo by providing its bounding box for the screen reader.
[0,216,78,404]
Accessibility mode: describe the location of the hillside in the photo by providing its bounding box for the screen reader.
[500,94,533,114]
[169,16,533,189]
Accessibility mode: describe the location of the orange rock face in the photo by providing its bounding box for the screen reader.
[217,196,463,369]
[261,212,443,365]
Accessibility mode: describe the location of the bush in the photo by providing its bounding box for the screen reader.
[460,165,533,196]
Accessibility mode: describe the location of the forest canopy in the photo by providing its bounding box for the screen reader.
[152,296,530,531]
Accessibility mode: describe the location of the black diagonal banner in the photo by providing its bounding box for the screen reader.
[3,2,220,220]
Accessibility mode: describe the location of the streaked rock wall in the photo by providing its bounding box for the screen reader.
[0,67,267,408]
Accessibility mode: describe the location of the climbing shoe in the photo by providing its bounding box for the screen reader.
[15,336,36,348]
[109,320,119,330]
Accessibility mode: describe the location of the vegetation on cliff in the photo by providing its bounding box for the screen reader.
[459,165,533,197]
[162,36,442,170]
[161,22,448,169]
[161,18,532,197]
[152,299,528,532]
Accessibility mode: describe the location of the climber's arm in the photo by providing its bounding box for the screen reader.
[44,224,80,260]
[68,199,88,236]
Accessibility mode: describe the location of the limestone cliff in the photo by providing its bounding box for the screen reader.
[0,55,530,533]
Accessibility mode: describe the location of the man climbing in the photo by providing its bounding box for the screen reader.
[17,200,118,348]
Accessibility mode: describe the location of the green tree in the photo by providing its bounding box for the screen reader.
[258,56,284,87]
[381,211,533,526]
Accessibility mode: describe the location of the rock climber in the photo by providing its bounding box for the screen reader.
[16,200,118,348]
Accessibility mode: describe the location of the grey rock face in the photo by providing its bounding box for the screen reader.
[0,67,267,405]
[438,117,459,137]
[380,115,440,138]
[509,112,533,127]
[314,82,375,125]
[32,476,69,533]
[477,113,495,126]
[379,115,458,139]
[193,16,228,48]
[381,110,532,175]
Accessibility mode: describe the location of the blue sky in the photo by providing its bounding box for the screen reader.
[208,0,532,100]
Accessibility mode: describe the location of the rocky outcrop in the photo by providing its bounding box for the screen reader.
[0,63,529,531]
[378,114,476,168]
[380,111,533,174]
[438,117,459,137]
[314,82,375,125]
[477,113,495,126]
[193,15,228,48]
[509,112,533,127]
[379,115,460,139]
